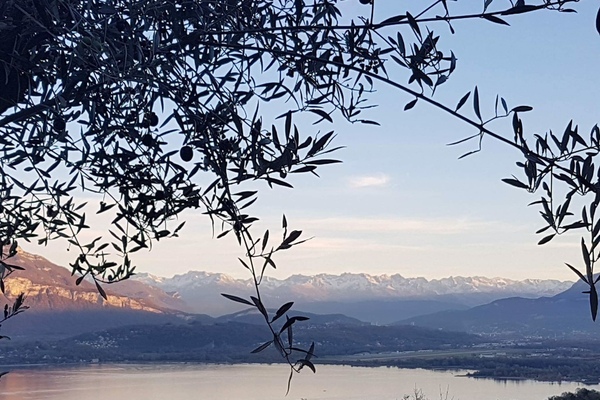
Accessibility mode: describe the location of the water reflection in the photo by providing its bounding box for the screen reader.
[0,364,597,400]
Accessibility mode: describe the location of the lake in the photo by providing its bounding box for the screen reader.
[0,363,596,400]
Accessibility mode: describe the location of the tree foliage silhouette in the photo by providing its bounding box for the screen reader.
[0,0,594,379]
[549,388,600,400]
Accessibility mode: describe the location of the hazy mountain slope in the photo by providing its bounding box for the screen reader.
[398,280,599,337]
[294,299,469,324]
[214,307,366,326]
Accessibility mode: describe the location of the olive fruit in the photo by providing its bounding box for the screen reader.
[53,117,66,131]
[141,133,154,147]
[148,112,159,127]
[142,112,159,128]
[47,206,57,218]
[359,0,372,4]
[155,190,165,200]
[180,145,193,162]
[115,18,129,32]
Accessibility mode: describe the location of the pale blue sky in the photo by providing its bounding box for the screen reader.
[22,1,599,281]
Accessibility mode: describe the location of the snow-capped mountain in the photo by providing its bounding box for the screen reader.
[11,246,575,327]
[132,271,573,318]
[135,271,572,299]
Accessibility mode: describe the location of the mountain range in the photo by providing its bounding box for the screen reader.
[0,247,584,338]
[135,270,572,301]
[132,270,573,323]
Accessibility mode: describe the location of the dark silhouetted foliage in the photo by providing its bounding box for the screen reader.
[1,0,595,381]
[549,389,600,400]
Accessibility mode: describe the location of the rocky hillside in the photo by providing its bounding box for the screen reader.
[2,248,186,313]
[0,248,195,340]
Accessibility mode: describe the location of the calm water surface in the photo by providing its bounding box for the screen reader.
[0,364,596,400]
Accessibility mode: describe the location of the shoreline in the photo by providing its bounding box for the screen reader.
[1,359,596,386]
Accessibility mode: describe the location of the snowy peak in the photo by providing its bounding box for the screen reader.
[133,270,573,302]
[126,270,575,319]
[136,271,245,287]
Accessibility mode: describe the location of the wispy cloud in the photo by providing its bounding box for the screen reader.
[347,173,390,188]
[299,237,429,252]
[297,216,494,235]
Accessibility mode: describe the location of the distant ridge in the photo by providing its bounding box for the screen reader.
[397,280,600,337]
[134,270,572,300]
[133,270,573,321]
